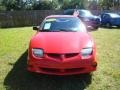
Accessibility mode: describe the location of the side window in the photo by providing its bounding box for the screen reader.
[102,14,106,18]
[101,14,104,18]
[102,14,109,19]
[79,11,84,16]
[64,10,74,15]
[39,20,45,30]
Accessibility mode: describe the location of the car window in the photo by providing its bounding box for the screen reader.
[102,14,109,19]
[63,10,74,15]
[79,10,93,17]
[40,17,86,32]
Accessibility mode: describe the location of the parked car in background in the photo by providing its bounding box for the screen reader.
[27,15,97,75]
[100,13,120,28]
[63,9,100,30]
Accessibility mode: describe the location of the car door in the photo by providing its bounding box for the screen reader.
[101,14,110,24]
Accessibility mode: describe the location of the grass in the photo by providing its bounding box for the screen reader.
[0,27,120,90]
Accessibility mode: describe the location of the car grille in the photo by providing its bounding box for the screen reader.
[47,53,79,60]
[47,53,61,59]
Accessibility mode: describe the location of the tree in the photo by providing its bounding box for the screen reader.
[1,0,26,11]
[98,0,120,10]
[0,0,6,10]
[0,0,60,10]
[61,0,85,9]
[32,0,60,10]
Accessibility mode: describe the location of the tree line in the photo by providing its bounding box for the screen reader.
[0,0,120,11]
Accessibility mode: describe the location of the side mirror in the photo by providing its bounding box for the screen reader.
[33,26,39,30]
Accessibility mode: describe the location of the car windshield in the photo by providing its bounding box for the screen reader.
[109,13,120,18]
[63,10,74,15]
[79,10,93,17]
[40,17,86,32]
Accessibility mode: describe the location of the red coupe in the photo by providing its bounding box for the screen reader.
[27,15,97,75]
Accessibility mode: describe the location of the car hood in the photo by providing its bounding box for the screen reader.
[111,17,120,19]
[30,32,92,53]
[84,15,99,19]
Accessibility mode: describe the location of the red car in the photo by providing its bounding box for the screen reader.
[27,15,97,75]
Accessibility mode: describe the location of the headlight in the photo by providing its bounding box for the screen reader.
[81,48,92,57]
[32,49,44,57]
[81,41,93,58]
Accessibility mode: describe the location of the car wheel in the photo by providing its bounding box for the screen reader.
[106,23,112,28]
[117,25,120,28]
[94,26,99,30]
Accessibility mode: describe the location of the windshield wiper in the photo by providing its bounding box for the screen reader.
[58,29,76,32]
[58,29,69,32]
[40,29,76,32]
[40,29,51,32]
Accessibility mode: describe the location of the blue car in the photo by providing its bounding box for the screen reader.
[101,13,120,28]
[63,9,100,30]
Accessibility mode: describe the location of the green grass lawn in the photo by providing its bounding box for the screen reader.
[0,27,120,90]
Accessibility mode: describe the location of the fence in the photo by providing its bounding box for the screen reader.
[0,10,120,28]
[0,10,63,28]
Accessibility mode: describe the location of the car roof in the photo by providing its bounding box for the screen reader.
[64,9,89,12]
[103,13,118,15]
[78,9,89,11]
[46,15,77,19]
[63,9,90,14]
[64,9,88,11]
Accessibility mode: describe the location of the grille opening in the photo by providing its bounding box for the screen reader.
[40,67,85,73]
[65,53,79,58]
[41,68,60,73]
[47,54,61,59]
[65,68,85,73]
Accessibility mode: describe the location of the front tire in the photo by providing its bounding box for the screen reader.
[94,26,99,30]
[117,25,120,28]
[106,22,112,28]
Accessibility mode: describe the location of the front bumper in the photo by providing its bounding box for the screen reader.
[27,54,97,75]
[85,21,100,28]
